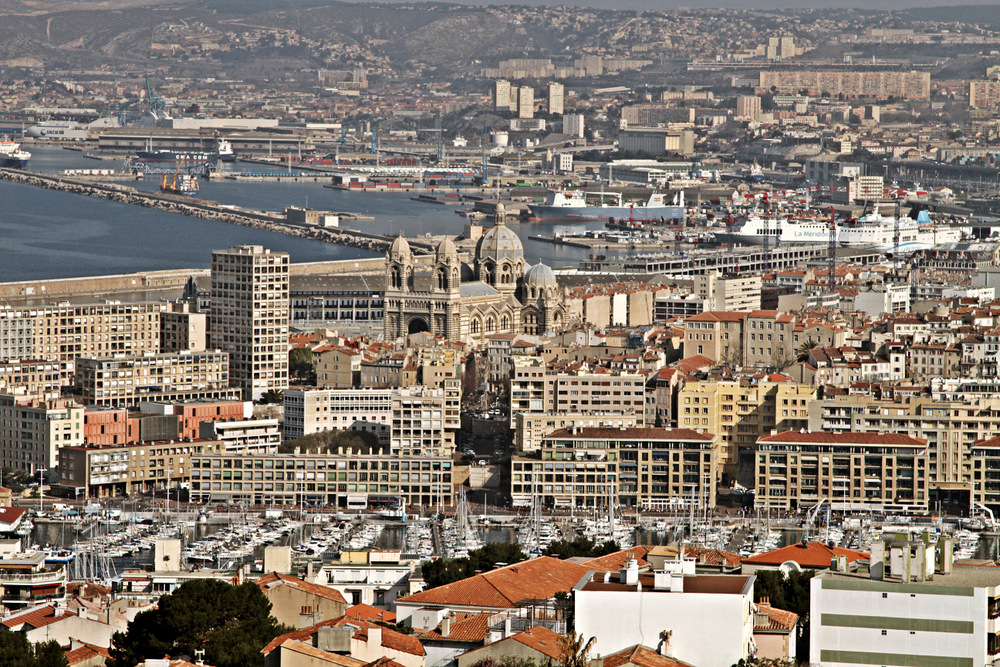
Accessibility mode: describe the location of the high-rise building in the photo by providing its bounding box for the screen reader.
[493,79,512,110]
[209,245,289,401]
[517,86,535,119]
[735,95,762,120]
[562,113,585,138]
[548,82,564,115]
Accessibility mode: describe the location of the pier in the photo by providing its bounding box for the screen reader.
[0,168,433,255]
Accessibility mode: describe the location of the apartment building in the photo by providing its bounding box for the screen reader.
[74,350,233,407]
[494,79,512,110]
[517,86,535,119]
[198,418,281,454]
[755,430,929,512]
[510,427,717,510]
[548,82,564,115]
[811,539,1000,667]
[695,273,762,312]
[209,245,289,401]
[677,379,815,479]
[284,388,393,442]
[0,395,84,473]
[683,311,746,363]
[314,346,361,389]
[757,70,930,99]
[509,361,647,426]
[189,451,454,509]
[514,411,645,453]
[744,310,796,368]
[283,383,460,455]
[810,394,1000,491]
[0,302,164,375]
[56,438,225,498]
[143,399,251,439]
[0,359,61,398]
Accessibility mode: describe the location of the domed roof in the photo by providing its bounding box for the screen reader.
[389,234,412,260]
[435,237,458,262]
[524,262,558,289]
[476,223,524,263]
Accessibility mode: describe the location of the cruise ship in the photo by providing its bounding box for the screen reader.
[528,190,684,221]
[838,210,969,253]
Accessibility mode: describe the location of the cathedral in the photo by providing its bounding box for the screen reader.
[384,203,566,345]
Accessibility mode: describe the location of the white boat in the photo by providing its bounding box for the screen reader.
[529,190,685,221]
[715,212,831,245]
[838,210,968,253]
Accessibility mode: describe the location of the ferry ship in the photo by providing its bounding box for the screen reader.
[0,138,30,169]
[714,212,831,245]
[528,190,684,221]
[838,210,969,253]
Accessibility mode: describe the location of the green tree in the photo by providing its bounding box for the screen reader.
[280,428,380,454]
[289,348,316,384]
[468,542,526,571]
[754,569,815,658]
[107,579,289,667]
[795,338,819,362]
[558,633,596,667]
[257,389,284,405]
[543,537,619,559]
[0,626,36,667]
[34,641,69,667]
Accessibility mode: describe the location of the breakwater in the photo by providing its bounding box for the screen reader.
[0,168,433,255]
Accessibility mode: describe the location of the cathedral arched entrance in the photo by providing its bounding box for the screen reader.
[407,317,429,334]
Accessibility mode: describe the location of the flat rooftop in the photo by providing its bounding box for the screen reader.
[580,573,753,595]
[821,564,1000,588]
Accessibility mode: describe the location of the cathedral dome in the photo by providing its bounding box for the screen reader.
[389,234,412,260]
[476,223,524,263]
[524,262,558,289]
[435,237,458,262]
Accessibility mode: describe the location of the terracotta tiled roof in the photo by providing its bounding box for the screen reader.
[258,572,348,604]
[270,639,367,666]
[687,312,747,322]
[673,355,715,373]
[758,430,926,447]
[346,603,397,623]
[365,658,410,667]
[418,612,492,642]
[262,616,424,657]
[754,601,798,632]
[601,645,696,667]
[742,541,868,568]
[580,547,651,572]
[647,545,742,568]
[0,506,26,525]
[65,642,111,666]
[462,625,566,663]
[2,605,73,630]
[397,557,590,608]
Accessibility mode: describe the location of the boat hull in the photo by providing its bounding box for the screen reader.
[529,204,684,221]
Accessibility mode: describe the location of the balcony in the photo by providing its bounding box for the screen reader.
[0,568,67,585]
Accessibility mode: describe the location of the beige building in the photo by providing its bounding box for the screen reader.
[494,79,512,110]
[677,379,815,478]
[0,359,61,399]
[517,86,535,119]
[314,346,361,389]
[736,95,762,120]
[257,572,347,629]
[683,311,746,363]
[548,82,564,115]
[190,450,454,509]
[75,350,232,407]
[0,302,164,377]
[511,427,718,510]
[696,273,762,312]
[758,70,930,99]
[56,437,224,498]
[160,301,207,353]
[0,394,84,473]
[969,79,1000,108]
[209,245,289,401]
[744,310,796,369]
[755,430,929,511]
[513,410,645,452]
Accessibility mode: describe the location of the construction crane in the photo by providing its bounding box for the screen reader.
[417,110,445,163]
[480,123,489,186]
[893,199,901,274]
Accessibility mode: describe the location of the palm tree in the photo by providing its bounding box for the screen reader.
[795,337,819,363]
[559,633,597,667]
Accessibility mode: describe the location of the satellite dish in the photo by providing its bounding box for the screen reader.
[779,560,803,578]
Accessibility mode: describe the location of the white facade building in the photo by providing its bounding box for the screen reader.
[574,560,756,667]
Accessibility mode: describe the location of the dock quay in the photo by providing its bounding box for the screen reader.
[530,234,680,251]
[0,168,432,255]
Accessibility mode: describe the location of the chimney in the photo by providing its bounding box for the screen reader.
[619,558,639,585]
[368,625,382,650]
[870,540,885,580]
[441,615,452,638]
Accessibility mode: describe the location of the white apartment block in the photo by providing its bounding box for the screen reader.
[0,394,84,474]
[209,245,289,401]
[514,411,644,452]
[811,539,1000,667]
[283,384,459,456]
[517,86,535,119]
[75,351,231,407]
[198,418,281,454]
[548,82,564,115]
